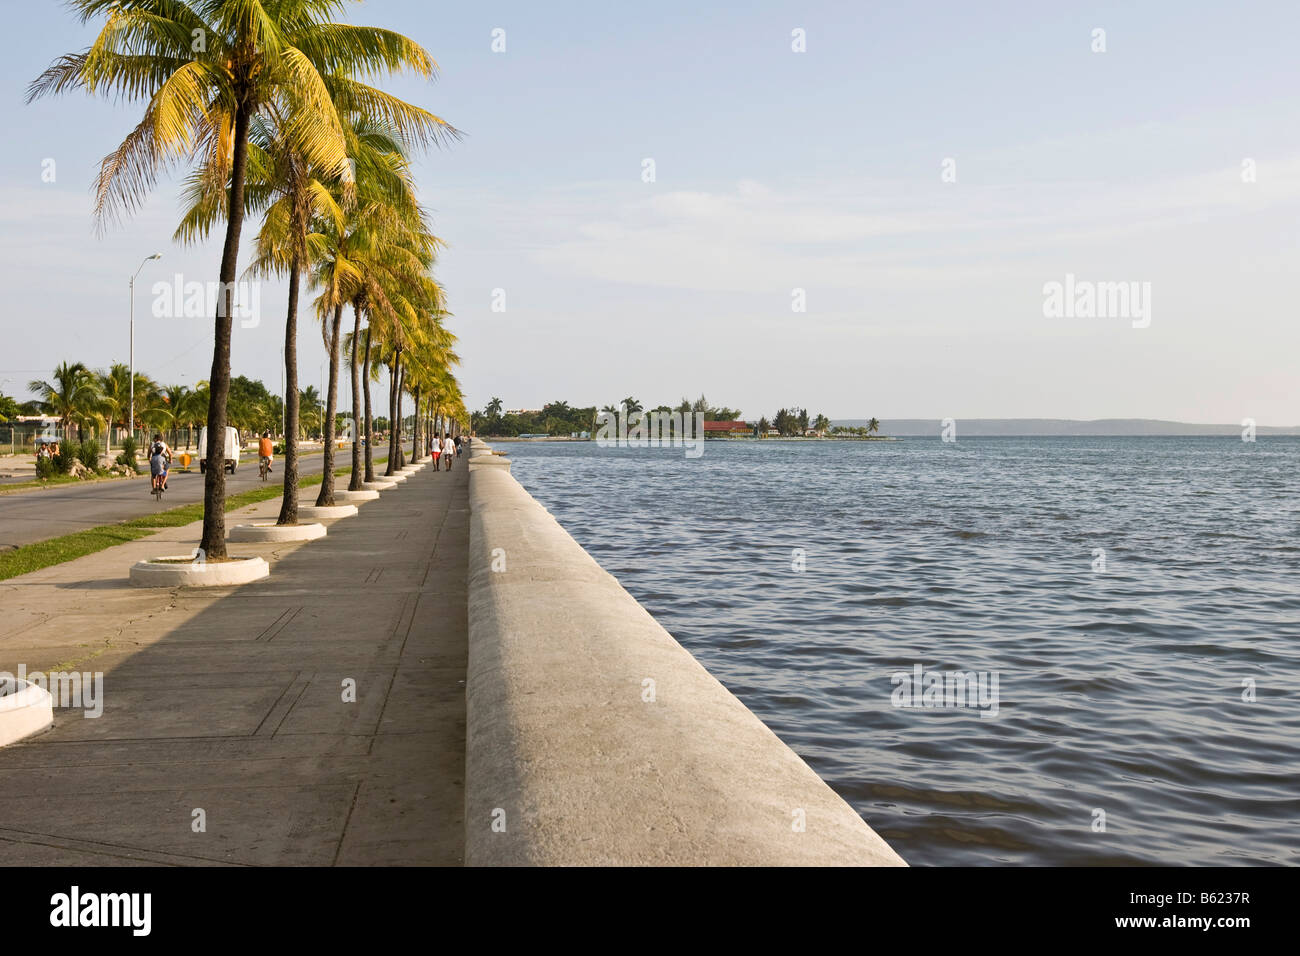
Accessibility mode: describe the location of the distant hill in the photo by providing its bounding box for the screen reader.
[832,419,1300,437]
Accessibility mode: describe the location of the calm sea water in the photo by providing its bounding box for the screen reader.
[506,437,1300,866]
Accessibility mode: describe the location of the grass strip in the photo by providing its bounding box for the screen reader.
[0,448,336,497]
[0,456,390,582]
[0,526,157,579]
[0,473,134,496]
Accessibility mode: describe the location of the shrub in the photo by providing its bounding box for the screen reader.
[35,455,55,480]
[115,436,140,473]
[75,439,101,473]
[51,445,76,475]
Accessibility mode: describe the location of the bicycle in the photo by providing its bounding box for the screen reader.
[259,456,271,481]
[150,454,170,501]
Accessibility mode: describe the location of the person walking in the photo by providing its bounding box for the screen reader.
[442,432,455,471]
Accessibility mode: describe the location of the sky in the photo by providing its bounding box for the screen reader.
[1,0,1297,424]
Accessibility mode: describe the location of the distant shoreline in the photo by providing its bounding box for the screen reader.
[480,432,1300,442]
[484,435,903,442]
[835,418,1300,437]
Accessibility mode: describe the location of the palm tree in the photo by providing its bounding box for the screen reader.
[158,385,190,444]
[141,383,190,445]
[404,333,457,460]
[485,397,503,418]
[309,165,435,497]
[353,208,445,478]
[361,332,380,479]
[406,318,460,456]
[96,364,129,448]
[186,103,343,523]
[28,362,98,440]
[33,0,443,557]
[298,386,322,438]
[178,383,209,448]
[340,122,442,486]
[867,417,880,436]
[238,103,450,517]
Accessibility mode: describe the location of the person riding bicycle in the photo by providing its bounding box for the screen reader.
[258,431,274,474]
[149,435,172,493]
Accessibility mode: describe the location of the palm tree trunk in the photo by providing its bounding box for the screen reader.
[411,388,421,462]
[199,101,252,560]
[384,353,399,476]
[277,257,301,525]
[362,326,375,483]
[395,365,406,469]
[348,302,364,491]
[315,302,344,506]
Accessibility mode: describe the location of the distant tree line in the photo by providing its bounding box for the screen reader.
[470,394,746,437]
[829,418,881,437]
[4,361,350,448]
[464,396,886,439]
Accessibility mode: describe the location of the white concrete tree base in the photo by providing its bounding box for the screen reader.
[0,678,54,747]
[333,489,380,502]
[228,522,326,543]
[130,555,270,588]
[297,504,359,520]
[404,462,427,471]
[384,472,410,482]
[363,481,397,490]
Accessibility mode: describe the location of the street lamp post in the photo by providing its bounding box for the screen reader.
[1,377,12,456]
[128,253,162,451]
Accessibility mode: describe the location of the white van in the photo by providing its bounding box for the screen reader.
[198,425,241,474]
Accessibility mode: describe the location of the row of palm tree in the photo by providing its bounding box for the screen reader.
[26,361,336,449]
[28,361,208,450]
[34,0,467,557]
[829,418,882,437]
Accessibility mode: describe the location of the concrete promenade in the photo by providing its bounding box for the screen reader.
[0,460,467,865]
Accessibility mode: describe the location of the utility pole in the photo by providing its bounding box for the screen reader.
[129,253,162,452]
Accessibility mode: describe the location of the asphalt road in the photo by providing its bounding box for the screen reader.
[0,444,409,550]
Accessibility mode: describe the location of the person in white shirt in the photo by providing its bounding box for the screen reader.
[441,433,456,471]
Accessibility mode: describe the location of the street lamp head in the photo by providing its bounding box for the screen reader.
[148,253,162,260]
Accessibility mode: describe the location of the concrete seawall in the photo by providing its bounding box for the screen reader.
[464,439,905,865]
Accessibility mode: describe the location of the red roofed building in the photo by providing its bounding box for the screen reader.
[703,420,752,436]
